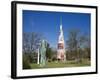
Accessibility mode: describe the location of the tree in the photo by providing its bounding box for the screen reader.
[23,53,31,69]
[79,35,90,59]
[23,32,43,66]
[23,32,43,53]
[46,43,57,62]
[66,29,79,61]
[66,29,90,63]
[46,43,52,60]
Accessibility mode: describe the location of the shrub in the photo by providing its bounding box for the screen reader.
[23,53,31,69]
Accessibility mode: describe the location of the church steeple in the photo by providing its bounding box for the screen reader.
[59,18,64,42]
[60,17,63,33]
[57,18,66,61]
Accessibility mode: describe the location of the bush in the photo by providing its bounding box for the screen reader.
[23,53,31,69]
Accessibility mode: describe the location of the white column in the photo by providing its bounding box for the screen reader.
[37,48,39,64]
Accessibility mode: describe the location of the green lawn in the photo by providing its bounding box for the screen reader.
[30,59,90,69]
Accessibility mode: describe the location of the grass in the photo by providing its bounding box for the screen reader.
[30,59,90,69]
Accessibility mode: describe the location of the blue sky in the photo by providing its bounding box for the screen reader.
[23,10,90,48]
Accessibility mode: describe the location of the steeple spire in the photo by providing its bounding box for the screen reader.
[59,17,63,37]
[60,17,62,31]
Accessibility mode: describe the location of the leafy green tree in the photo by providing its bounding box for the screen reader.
[46,43,52,60]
